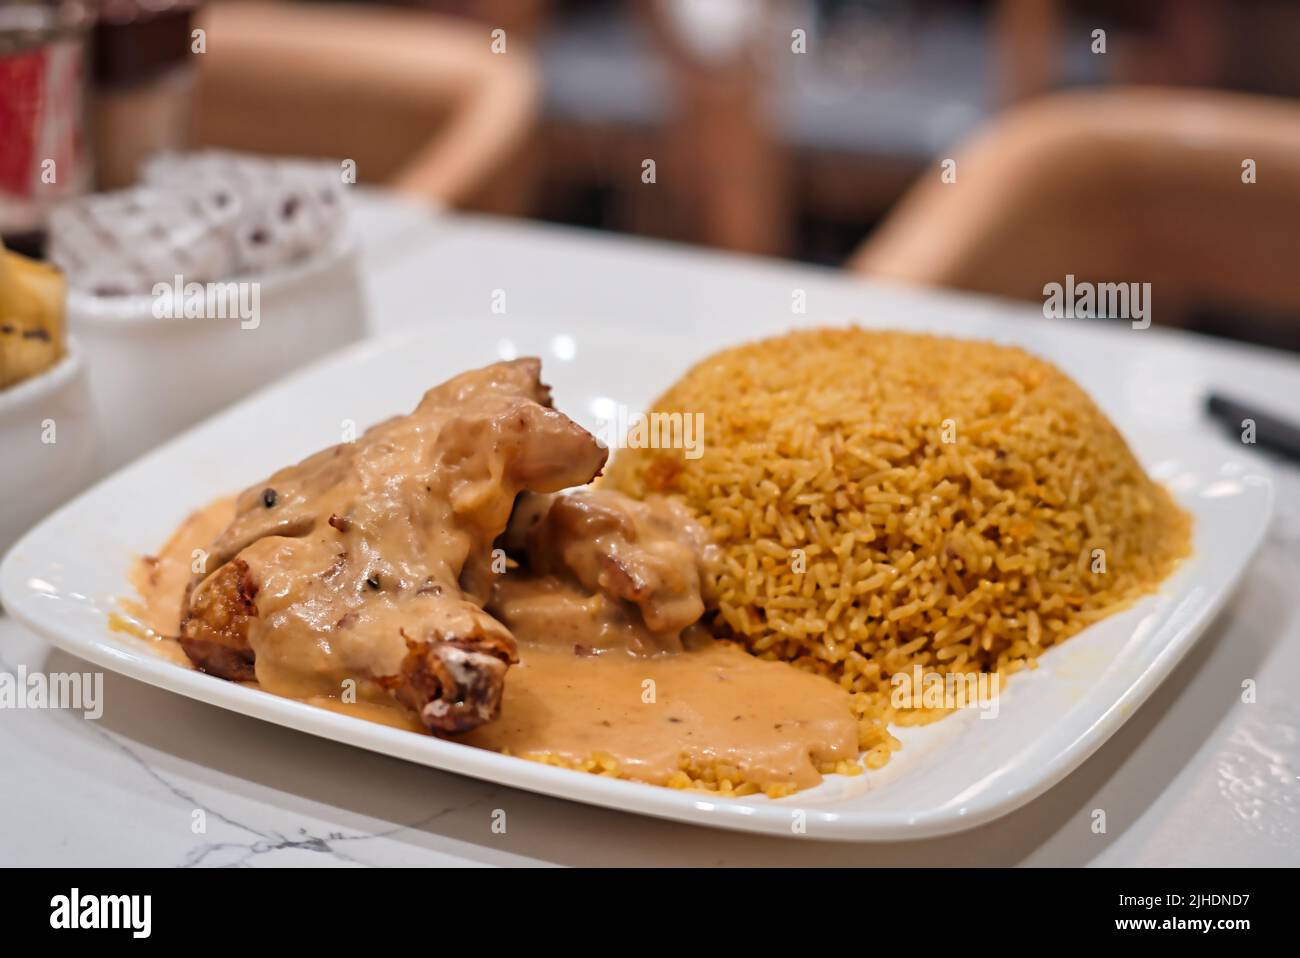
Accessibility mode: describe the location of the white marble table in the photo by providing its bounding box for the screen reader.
[3,195,1298,866]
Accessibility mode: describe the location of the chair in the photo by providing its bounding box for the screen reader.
[847,88,1300,325]
[192,1,540,210]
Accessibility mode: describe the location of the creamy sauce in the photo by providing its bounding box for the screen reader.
[116,498,238,667]
[176,360,611,732]
[481,489,861,788]
[457,641,857,789]
[123,495,492,724]
[122,358,863,793]
[125,493,862,790]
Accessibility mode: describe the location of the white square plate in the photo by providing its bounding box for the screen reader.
[1,315,1275,841]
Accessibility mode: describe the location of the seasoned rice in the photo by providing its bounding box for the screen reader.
[605,328,1192,767]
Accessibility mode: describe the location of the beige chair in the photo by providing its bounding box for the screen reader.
[192,1,539,210]
[848,88,1300,324]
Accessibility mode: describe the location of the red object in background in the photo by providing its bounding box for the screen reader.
[0,50,47,196]
[0,5,89,247]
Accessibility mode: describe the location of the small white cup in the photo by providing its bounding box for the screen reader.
[68,233,367,474]
[0,337,97,555]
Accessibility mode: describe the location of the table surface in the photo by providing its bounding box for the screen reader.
[3,193,1298,866]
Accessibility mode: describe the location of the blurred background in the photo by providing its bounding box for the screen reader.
[4,0,1300,349]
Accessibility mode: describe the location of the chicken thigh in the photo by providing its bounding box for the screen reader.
[179,359,607,732]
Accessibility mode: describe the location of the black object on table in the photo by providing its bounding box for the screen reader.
[1206,393,1300,463]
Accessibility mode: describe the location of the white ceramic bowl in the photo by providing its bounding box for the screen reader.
[0,337,96,556]
[67,233,367,474]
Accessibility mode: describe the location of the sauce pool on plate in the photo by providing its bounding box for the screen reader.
[119,494,861,793]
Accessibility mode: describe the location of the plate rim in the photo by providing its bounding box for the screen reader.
[0,327,1279,842]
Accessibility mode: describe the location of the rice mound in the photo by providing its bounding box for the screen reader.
[605,328,1191,765]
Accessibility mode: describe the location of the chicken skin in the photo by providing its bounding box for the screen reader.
[179,359,608,732]
[497,490,718,654]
